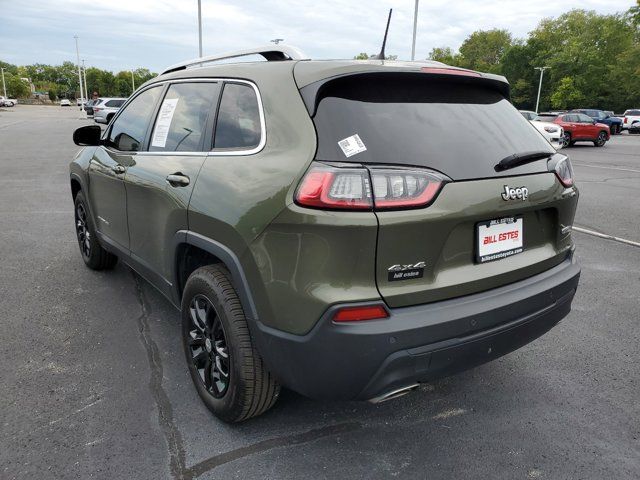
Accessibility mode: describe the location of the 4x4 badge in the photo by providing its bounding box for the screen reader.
[501,185,529,201]
[388,262,426,281]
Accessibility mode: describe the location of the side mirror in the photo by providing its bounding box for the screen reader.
[73,125,102,146]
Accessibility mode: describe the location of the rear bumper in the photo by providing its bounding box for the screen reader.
[252,254,580,401]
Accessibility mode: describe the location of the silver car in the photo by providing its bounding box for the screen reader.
[93,97,127,124]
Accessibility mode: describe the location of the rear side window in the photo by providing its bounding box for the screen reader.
[305,74,554,181]
[577,114,593,123]
[105,99,125,108]
[107,87,161,151]
[213,83,262,150]
[626,110,640,115]
[149,82,221,152]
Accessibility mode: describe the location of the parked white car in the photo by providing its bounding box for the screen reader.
[60,99,71,107]
[0,95,17,107]
[622,109,640,133]
[520,110,564,150]
[93,97,127,124]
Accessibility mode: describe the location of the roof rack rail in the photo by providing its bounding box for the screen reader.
[161,45,309,75]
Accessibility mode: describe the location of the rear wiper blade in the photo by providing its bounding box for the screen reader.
[495,151,553,172]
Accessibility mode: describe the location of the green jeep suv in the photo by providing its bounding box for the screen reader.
[70,46,580,422]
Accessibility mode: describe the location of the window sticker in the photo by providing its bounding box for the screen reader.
[338,134,367,158]
[151,98,179,148]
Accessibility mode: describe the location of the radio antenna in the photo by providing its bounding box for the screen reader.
[374,9,393,60]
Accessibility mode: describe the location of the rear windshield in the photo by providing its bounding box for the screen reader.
[305,74,554,180]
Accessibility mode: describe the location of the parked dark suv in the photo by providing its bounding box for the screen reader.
[570,109,623,134]
[70,46,580,422]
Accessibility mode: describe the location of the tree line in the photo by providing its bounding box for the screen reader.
[2,4,638,110]
[427,6,640,112]
[0,60,157,100]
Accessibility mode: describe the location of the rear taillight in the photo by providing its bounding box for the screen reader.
[333,304,389,322]
[624,117,628,124]
[295,165,373,210]
[295,162,446,211]
[549,155,574,187]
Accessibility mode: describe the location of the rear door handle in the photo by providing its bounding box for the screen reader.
[112,164,126,174]
[166,173,190,187]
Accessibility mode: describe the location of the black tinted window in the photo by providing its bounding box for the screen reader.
[213,83,261,149]
[149,82,220,152]
[108,87,161,151]
[306,74,554,181]
[105,99,125,107]
[625,110,640,115]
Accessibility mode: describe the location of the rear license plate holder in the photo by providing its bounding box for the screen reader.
[476,216,523,263]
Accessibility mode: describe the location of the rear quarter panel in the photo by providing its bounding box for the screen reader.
[187,64,318,330]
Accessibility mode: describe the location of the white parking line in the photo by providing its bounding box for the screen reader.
[572,162,640,174]
[572,226,640,248]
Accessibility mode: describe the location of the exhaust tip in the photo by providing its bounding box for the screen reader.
[368,383,420,404]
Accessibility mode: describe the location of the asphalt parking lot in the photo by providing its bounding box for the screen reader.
[1,105,639,480]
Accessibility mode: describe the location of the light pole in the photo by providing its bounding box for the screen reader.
[271,38,284,45]
[534,66,550,113]
[82,60,88,105]
[1,68,6,98]
[411,0,419,61]
[131,70,136,93]
[74,35,85,113]
[197,0,203,57]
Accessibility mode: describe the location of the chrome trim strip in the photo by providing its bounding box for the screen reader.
[103,78,267,157]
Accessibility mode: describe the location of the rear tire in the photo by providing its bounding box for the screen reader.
[594,131,607,147]
[181,265,280,423]
[74,192,118,270]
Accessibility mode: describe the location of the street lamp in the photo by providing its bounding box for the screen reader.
[411,0,419,61]
[197,0,203,57]
[270,38,284,45]
[74,35,86,114]
[1,68,6,99]
[82,60,88,106]
[534,66,550,114]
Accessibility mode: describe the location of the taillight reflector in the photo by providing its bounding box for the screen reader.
[333,305,389,322]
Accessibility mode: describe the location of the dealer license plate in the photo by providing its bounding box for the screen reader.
[476,217,523,263]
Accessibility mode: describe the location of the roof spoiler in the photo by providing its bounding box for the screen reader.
[300,70,511,117]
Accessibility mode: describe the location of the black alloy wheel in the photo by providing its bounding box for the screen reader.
[595,131,607,147]
[187,294,230,398]
[75,202,91,260]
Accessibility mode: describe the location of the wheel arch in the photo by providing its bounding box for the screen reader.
[172,231,259,322]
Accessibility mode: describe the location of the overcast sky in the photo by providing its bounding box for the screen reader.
[0,0,635,72]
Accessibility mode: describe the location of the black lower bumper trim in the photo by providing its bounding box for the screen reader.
[251,256,580,401]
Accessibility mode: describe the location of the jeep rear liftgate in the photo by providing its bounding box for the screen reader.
[303,72,578,307]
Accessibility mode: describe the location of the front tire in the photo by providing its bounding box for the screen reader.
[74,192,118,270]
[562,132,572,148]
[594,131,607,147]
[181,265,280,423]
